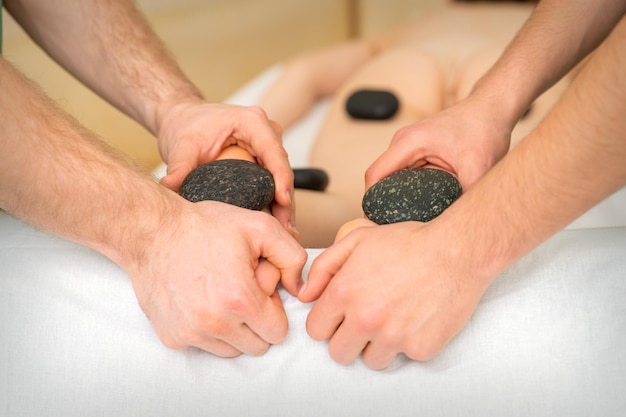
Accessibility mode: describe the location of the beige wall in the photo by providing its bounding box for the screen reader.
[2,0,442,170]
[357,0,445,36]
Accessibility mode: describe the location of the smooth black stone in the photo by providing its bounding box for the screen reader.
[293,168,329,191]
[345,89,400,120]
[179,159,275,211]
[362,168,462,224]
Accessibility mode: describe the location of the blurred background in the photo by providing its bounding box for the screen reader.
[2,0,445,170]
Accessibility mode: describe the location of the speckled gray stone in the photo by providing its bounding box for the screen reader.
[179,159,275,211]
[362,168,462,224]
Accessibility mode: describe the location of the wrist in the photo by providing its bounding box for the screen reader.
[89,178,185,272]
[432,176,527,288]
[466,85,528,137]
[149,87,205,138]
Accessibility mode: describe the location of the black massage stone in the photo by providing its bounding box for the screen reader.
[345,89,400,120]
[293,168,329,191]
[179,159,275,211]
[362,168,462,224]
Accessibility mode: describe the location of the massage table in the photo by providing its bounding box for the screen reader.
[2,65,626,417]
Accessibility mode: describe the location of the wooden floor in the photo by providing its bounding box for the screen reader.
[3,0,442,169]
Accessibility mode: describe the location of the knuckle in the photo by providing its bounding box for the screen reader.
[390,126,410,143]
[325,283,351,307]
[222,292,253,318]
[268,321,289,344]
[377,328,404,352]
[364,166,377,184]
[291,247,308,269]
[195,309,229,337]
[350,308,386,336]
[246,105,268,119]
[269,120,283,136]
[250,212,279,232]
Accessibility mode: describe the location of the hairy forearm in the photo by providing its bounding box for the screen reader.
[4,0,203,136]
[444,14,626,282]
[470,0,626,131]
[0,58,182,269]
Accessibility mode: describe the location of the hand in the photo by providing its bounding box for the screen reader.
[365,97,513,192]
[299,218,490,369]
[129,200,307,357]
[156,100,296,236]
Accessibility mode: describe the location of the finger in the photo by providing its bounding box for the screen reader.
[326,320,370,365]
[152,319,244,358]
[297,238,354,303]
[197,267,288,353]
[160,170,189,192]
[210,320,275,357]
[243,116,293,207]
[190,336,244,358]
[271,197,298,239]
[214,143,297,236]
[160,146,201,191]
[269,119,283,137]
[239,284,290,347]
[267,161,295,228]
[255,222,307,297]
[363,147,409,190]
[202,260,289,353]
[269,287,283,306]
[361,340,400,370]
[234,115,296,231]
[255,258,281,296]
[364,129,427,189]
[304,282,346,342]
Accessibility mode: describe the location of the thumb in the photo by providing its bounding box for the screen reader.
[256,220,308,297]
[364,146,414,190]
[159,147,199,191]
[298,237,354,303]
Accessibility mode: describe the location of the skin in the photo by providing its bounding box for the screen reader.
[0,0,306,356]
[260,3,567,247]
[366,0,626,191]
[298,1,626,369]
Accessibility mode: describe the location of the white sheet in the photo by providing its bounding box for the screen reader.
[1,211,625,416]
[2,65,626,417]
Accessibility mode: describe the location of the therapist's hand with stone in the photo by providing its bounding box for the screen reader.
[365,96,513,193]
[156,99,297,238]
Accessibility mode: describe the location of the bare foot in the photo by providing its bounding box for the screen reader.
[217,145,256,162]
[334,218,377,243]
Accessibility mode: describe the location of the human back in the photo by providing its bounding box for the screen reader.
[267,2,566,246]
